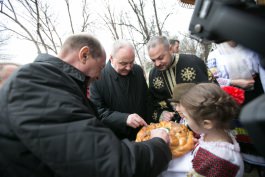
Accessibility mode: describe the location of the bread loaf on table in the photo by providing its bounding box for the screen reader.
[135,121,194,158]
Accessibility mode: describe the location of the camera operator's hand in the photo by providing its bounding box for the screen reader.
[150,128,170,144]
[127,113,147,128]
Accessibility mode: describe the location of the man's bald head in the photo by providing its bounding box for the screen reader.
[58,34,103,59]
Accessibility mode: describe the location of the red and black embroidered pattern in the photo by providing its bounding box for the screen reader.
[193,147,239,177]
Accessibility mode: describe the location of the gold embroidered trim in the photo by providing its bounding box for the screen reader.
[161,54,179,96]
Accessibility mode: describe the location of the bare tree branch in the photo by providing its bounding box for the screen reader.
[0,2,41,53]
[64,0,75,34]
[106,3,120,39]
[152,0,162,35]
[99,0,123,40]
[160,12,172,30]
[0,0,74,55]
[127,0,150,41]
[80,0,93,32]
[35,0,48,53]
[0,30,10,47]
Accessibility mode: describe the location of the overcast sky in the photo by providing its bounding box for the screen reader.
[1,0,193,65]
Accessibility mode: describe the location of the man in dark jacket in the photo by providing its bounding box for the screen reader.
[0,34,171,177]
[147,36,216,123]
[90,40,149,140]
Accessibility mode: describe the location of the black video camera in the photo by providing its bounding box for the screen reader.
[189,0,265,56]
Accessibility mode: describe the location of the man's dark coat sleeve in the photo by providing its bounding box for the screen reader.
[0,59,171,177]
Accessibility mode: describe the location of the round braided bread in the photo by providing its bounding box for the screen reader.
[135,121,194,158]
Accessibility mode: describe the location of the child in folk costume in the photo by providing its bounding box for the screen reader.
[158,83,196,177]
[179,83,244,177]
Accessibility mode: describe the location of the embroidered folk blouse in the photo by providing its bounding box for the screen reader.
[189,133,244,177]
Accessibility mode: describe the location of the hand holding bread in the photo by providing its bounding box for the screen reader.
[136,121,194,158]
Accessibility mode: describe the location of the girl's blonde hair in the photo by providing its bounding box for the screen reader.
[180,83,240,129]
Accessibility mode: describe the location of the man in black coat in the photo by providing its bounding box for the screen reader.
[90,40,149,140]
[0,34,171,177]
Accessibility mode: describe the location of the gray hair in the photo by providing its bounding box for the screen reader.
[111,40,135,58]
[147,36,170,51]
